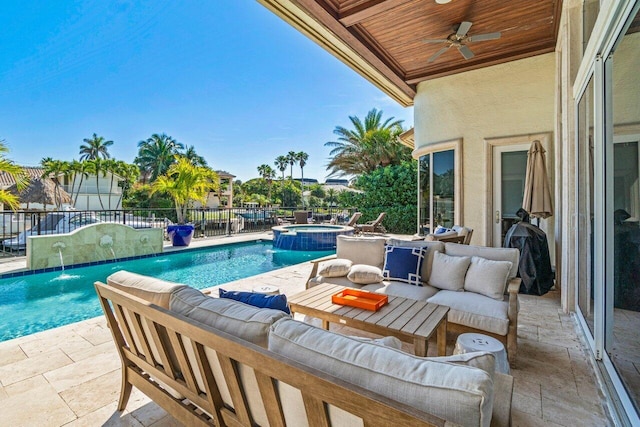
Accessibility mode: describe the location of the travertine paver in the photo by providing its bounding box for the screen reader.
[0,233,613,426]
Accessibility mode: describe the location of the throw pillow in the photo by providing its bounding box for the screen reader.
[318,258,353,277]
[347,264,384,284]
[463,256,512,300]
[428,251,471,291]
[382,245,425,286]
[434,225,451,234]
[218,288,290,314]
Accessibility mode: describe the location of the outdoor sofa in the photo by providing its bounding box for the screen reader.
[96,270,514,427]
[307,235,521,363]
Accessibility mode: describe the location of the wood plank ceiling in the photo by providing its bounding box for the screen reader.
[302,0,562,88]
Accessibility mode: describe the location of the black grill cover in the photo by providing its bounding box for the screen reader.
[504,209,554,295]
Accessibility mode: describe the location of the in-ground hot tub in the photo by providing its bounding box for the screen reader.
[272,224,354,251]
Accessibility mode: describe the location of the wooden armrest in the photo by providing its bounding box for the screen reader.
[506,277,520,364]
[307,254,338,287]
[507,278,521,294]
[310,254,337,264]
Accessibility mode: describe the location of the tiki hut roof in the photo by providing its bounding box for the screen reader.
[6,177,72,208]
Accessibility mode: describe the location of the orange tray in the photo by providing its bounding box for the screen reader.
[331,289,388,311]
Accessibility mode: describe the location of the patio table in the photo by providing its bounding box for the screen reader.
[288,283,449,356]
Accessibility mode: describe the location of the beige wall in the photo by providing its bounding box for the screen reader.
[414,53,556,249]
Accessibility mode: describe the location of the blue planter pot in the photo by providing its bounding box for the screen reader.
[167,224,195,246]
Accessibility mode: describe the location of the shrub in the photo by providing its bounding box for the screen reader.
[338,161,417,234]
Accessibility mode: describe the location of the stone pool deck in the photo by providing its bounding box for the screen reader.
[0,233,613,426]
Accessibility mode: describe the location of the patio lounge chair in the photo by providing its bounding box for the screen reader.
[294,211,312,224]
[355,212,386,233]
[346,211,362,227]
[425,225,474,244]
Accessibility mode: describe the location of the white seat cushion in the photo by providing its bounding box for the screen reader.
[427,290,510,336]
[269,318,495,427]
[360,281,439,300]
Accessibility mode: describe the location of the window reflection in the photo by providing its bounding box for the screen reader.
[419,150,455,234]
[609,9,640,411]
[577,77,595,335]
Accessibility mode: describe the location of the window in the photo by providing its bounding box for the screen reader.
[576,76,595,336]
[606,9,640,412]
[417,140,461,235]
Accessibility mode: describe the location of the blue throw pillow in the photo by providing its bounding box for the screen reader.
[434,225,451,235]
[218,289,290,314]
[382,245,425,286]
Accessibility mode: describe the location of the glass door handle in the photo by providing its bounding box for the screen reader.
[495,210,500,224]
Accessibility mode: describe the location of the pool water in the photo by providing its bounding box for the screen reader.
[0,241,332,342]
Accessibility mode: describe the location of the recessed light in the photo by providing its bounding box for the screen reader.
[435,0,452,4]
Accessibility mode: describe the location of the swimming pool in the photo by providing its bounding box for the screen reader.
[0,240,332,342]
[271,224,354,250]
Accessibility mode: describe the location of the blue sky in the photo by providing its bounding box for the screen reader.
[0,1,413,182]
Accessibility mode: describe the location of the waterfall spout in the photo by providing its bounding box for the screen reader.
[52,241,66,270]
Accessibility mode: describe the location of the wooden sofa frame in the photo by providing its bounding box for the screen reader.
[306,255,520,364]
[95,281,449,427]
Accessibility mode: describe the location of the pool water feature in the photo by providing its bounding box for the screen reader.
[0,241,332,342]
[272,224,354,251]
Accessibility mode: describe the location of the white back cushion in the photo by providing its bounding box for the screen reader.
[336,235,387,268]
[269,318,494,427]
[444,243,519,278]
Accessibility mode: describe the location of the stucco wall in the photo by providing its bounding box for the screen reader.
[414,53,556,247]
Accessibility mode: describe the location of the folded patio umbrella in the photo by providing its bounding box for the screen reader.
[522,140,553,220]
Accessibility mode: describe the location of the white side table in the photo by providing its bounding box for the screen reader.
[252,285,280,295]
[453,333,510,374]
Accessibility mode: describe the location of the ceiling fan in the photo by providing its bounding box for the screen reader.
[424,21,501,63]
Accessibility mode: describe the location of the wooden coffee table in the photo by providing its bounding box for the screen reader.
[288,283,449,356]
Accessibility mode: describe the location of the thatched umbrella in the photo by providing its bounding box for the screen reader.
[7,177,72,209]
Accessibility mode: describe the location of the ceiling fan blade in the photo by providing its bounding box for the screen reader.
[456,21,472,38]
[428,46,449,63]
[458,45,475,60]
[469,32,501,42]
[423,39,448,44]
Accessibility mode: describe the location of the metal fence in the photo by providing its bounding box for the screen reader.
[0,207,357,256]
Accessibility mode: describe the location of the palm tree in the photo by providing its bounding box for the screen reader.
[115,162,140,209]
[79,133,114,160]
[296,152,309,207]
[0,141,28,210]
[287,151,297,179]
[151,157,219,224]
[40,158,69,209]
[135,133,184,183]
[86,158,107,210]
[182,145,208,167]
[257,164,276,203]
[326,188,337,207]
[274,156,288,181]
[325,108,408,177]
